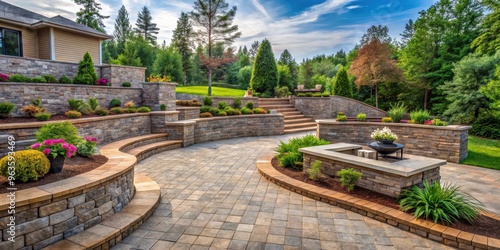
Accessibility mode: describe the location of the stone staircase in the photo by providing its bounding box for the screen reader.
[258,98,317,134]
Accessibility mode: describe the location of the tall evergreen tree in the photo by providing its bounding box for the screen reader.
[399,19,415,47]
[250,39,278,96]
[74,0,109,32]
[360,25,392,46]
[277,49,298,88]
[172,12,193,85]
[114,5,132,54]
[333,67,352,98]
[190,0,242,96]
[471,0,500,55]
[134,6,160,45]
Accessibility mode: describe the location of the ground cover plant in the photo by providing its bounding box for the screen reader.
[275,135,330,170]
[462,135,500,170]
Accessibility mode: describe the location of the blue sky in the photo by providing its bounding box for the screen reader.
[11,0,436,61]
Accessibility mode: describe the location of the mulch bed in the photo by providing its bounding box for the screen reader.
[271,157,500,239]
[0,155,107,193]
[0,114,102,124]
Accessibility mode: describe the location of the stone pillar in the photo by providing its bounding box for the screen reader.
[142,82,177,111]
[164,121,196,147]
[150,111,180,133]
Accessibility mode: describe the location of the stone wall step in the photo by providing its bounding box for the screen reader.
[284,114,306,120]
[257,104,295,109]
[284,126,317,134]
[127,140,183,161]
[112,133,169,152]
[281,111,303,116]
[42,174,161,250]
[284,118,316,125]
[284,122,318,130]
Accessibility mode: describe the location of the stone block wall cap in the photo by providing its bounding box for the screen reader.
[175,106,202,110]
[316,120,472,131]
[150,111,180,115]
[100,64,146,70]
[166,120,196,126]
[141,82,178,86]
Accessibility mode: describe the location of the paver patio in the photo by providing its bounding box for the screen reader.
[113,132,497,249]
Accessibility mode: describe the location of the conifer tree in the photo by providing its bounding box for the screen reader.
[172,12,193,85]
[73,52,98,85]
[250,39,278,96]
[74,0,109,32]
[134,6,160,44]
[332,67,352,98]
[114,5,132,54]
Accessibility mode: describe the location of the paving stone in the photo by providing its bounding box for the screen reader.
[39,200,67,217]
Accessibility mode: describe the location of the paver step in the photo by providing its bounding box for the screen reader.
[284,122,318,130]
[271,108,298,113]
[114,133,170,152]
[258,98,290,106]
[42,174,161,250]
[284,118,316,124]
[281,111,303,116]
[284,114,306,120]
[127,140,183,161]
[284,126,317,134]
[257,104,294,109]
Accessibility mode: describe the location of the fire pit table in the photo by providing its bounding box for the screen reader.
[367,141,405,160]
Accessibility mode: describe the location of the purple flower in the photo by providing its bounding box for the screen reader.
[43,148,51,155]
[66,151,73,158]
[31,142,41,149]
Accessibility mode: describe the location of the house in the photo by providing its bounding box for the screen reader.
[0,0,112,64]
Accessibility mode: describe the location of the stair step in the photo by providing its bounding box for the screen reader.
[117,133,170,152]
[257,104,294,109]
[284,122,318,130]
[284,127,317,134]
[281,111,303,116]
[127,140,183,161]
[284,114,306,120]
[284,118,315,124]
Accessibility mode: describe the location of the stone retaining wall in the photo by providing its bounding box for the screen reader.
[317,121,470,163]
[293,96,387,119]
[0,83,143,116]
[193,115,284,144]
[176,107,200,120]
[175,93,259,108]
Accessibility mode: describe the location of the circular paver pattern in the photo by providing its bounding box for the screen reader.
[113,133,456,250]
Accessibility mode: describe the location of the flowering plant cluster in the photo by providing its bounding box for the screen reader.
[96,78,109,86]
[371,127,398,142]
[77,136,98,157]
[0,73,9,82]
[31,139,77,159]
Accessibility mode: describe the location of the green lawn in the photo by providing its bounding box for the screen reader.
[461,135,500,170]
[176,86,245,97]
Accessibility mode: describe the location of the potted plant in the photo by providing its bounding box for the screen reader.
[297,84,304,90]
[31,139,77,173]
[371,127,398,144]
[245,88,253,97]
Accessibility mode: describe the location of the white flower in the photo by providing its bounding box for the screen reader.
[371,127,398,141]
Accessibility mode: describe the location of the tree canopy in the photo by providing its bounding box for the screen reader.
[134,6,160,44]
[74,0,109,32]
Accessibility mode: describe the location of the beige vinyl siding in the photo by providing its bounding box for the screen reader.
[0,21,37,58]
[37,28,50,59]
[53,28,100,63]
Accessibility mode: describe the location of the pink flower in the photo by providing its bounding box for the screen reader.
[43,148,51,155]
[54,139,65,144]
[31,142,41,149]
[62,143,69,149]
[69,145,77,153]
[424,120,432,125]
[43,140,53,146]
[66,151,73,158]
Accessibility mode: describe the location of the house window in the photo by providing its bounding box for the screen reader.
[0,28,22,57]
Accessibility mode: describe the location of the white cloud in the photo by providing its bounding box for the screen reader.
[346,5,362,10]
[250,0,270,20]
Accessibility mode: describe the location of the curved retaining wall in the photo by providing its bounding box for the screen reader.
[317,120,471,163]
[293,96,387,119]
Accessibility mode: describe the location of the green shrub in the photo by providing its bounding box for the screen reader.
[240,107,253,114]
[398,181,484,224]
[296,93,306,97]
[9,74,28,82]
[73,52,98,85]
[110,107,124,114]
[321,92,331,97]
[65,110,82,119]
[77,136,98,157]
[410,110,430,124]
[337,168,362,192]
[35,121,81,145]
[31,98,42,107]
[470,114,500,139]
[200,112,213,118]
[78,102,92,115]
[42,74,58,83]
[245,102,254,110]
[357,113,367,121]
[0,149,50,182]
[208,107,219,116]
[431,118,448,126]
[109,99,121,108]
[35,112,51,121]
[122,82,131,87]
[88,98,99,111]
[160,104,166,111]
[388,102,407,123]
[275,135,330,170]
[21,105,43,117]
[274,86,290,98]
[29,76,47,83]
[305,92,313,97]
[0,102,15,118]
[218,102,228,110]
[232,97,242,109]
[253,108,267,114]
[59,75,72,84]
[308,160,322,181]
[137,106,151,113]
[203,96,213,106]
[382,117,393,123]
[336,115,347,121]
[225,107,241,116]
[94,108,108,116]
[312,93,323,97]
[68,99,84,111]
[125,107,137,113]
[200,106,211,113]
[215,110,227,116]
[337,112,345,116]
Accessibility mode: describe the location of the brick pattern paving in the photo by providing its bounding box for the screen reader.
[114,133,456,250]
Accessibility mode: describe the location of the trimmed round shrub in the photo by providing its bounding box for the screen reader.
[218,102,228,110]
[73,52,98,85]
[245,102,254,110]
[94,108,109,116]
[208,107,219,116]
[109,99,121,108]
[35,121,80,145]
[122,82,132,87]
[203,96,213,106]
[336,115,347,122]
[240,107,254,115]
[9,74,28,82]
[137,106,151,113]
[312,93,322,97]
[160,104,166,111]
[110,107,124,114]
[225,108,241,116]
[215,110,227,116]
[126,107,137,113]
[42,74,58,83]
[59,75,72,84]
[253,108,267,114]
[0,150,50,182]
[65,110,82,119]
[0,102,15,118]
[200,112,213,118]
[35,112,51,121]
[29,76,47,83]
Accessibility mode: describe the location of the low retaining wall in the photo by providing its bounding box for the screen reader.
[175,93,259,108]
[176,107,200,120]
[317,121,470,163]
[293,96,387,119]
